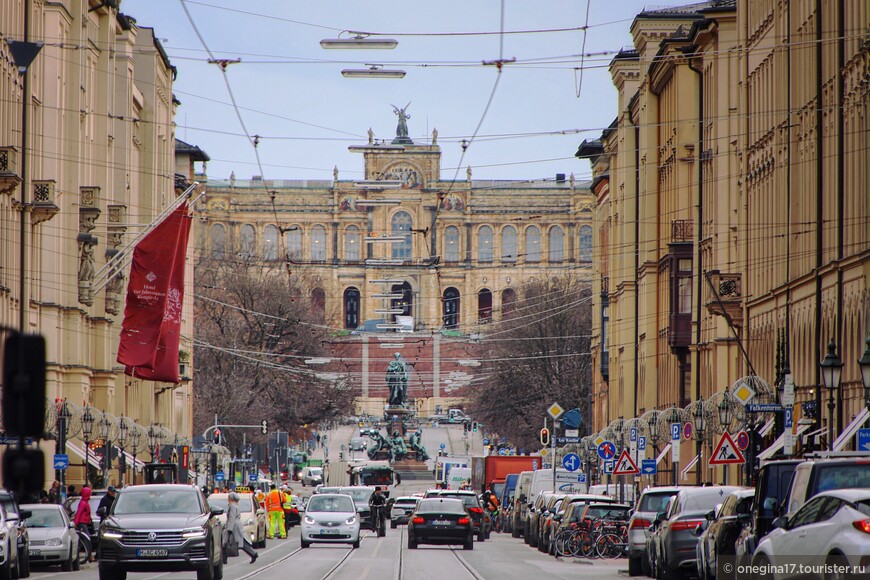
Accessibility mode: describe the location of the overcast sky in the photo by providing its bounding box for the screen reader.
[121,1,688,183]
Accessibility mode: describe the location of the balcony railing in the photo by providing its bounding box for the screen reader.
[0,146,21,195]
[671,219,693,243]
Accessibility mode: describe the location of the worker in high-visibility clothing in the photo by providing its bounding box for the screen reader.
[265,484,286,539]
[281,485,295,530]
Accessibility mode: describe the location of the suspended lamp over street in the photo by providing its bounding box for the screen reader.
[321,32,398,50]
[341,64,406,79]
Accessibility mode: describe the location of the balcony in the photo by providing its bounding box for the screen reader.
[671,219,693,243]
[0,146,21,195]
[31,180,59,224]
[704,270,743,327]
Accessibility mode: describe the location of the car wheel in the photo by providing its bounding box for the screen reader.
[512,525,521,538]
[641,553,652,577]
[464,539,473,550]
[16,552,27,579]
[61,546,74,572]
[391,520,397,529]
[826,553,850,580]
[407,538,417,549]
[751,555,771,580]
[97,564,118,580]
[477,529,485,542]
[9,560,17,580]
[301,540,310,549]
[352,540,360,549]
[628,556,643,577]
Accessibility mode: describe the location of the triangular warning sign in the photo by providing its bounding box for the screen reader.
[709,432,745,465]
[612,449,640,475]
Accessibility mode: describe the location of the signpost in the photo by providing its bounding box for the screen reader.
[735,431,749,451]
[783,408,794,456]
[53,454,69,471]
[598,441,617,461]
[671,423,681,485]
[709,432,745,466]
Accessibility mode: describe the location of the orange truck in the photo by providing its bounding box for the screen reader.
[471,455,540,500]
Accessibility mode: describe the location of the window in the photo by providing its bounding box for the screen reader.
[549,226,564,262]
[525,226,540,262]
[443,288,460,329]
[344,287,360,329]
[679,278,692,313]
[286,227,302,259]
[579,225,593,262]
[478,288,493,322]
[391,211,413,259]
[210,224,226,257]
[239,224,255,257]
[263,225,279,261]
[444,226,460,262]
[391,281,412,316]
[478,226,493,262]
[311,224,326,261]
[501,226,517,262]
[788,496,826,528]
[345,225,361,261]
[502,288,517,317]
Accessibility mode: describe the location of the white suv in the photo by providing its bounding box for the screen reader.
[300,466,324,487]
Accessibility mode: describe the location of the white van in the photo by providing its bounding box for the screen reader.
[527,468,587,505]
[300,466,323,487]
[588,483,635,504]
[447,466,472,490]
[511,471,535,537]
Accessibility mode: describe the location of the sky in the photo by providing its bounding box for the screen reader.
[120,1,689,183]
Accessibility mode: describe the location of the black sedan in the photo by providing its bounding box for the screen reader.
[407,498,473,550]
[696,489,754,580]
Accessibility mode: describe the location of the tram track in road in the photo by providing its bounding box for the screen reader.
[238,532,370,580]
[395,524,483,580]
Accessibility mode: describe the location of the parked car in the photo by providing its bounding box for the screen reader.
[207,492,267,548]
[0,490,31,578]
[525,491,559,548]
[20,504,79,571]
[651,486,746,580]
[97,484,224,580]
[628,486,683,577]
[300,493,360,549]
[752,488,870,579]
[781,456,870,518]
[299,467,324,487]
[407,498,473,550]
[0,503,22,579]
[537,494,567,553]
[734,459,800,566]
[390,497,420,528]
[424,490,487,541]
[695,489,754,580]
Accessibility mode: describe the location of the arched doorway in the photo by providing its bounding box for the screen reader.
[443,287,460,329]
[344,287,360,329]
[391,281,413,317]
[478,288,493,322]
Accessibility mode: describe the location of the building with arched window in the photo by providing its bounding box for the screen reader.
[197,115,594,412]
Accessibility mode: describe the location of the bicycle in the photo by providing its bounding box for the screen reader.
[490,509,503,533]
[76,530,92,567]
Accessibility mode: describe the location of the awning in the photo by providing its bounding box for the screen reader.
[656,444,671,465]
[833,408,870,451]
[802,427,826,446]
[757,423,812,462]
[680,453,700,480]
[65,442,103,469]
[759,418,776,437]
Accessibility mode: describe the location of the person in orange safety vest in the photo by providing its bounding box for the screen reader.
[265,484,286,539]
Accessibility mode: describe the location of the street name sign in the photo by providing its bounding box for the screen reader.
[747,403,784,413]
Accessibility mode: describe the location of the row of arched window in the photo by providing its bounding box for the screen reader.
[208,218,593,263]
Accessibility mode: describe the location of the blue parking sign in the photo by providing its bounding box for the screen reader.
[638,436,647,451]
[215,471,225,482]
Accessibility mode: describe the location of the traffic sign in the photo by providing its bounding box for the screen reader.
[603,460,614,474]
[483,438,490,446]
[248,473,257,482]
[597,441,617,460]
[613,450,640,475]
[784,408,793,429]
[683,422,693,440]
[439,443,446,450]
[671,423,681,441]
[578,473,587,483]
[858,429,870,452]
[556,437,581,445]
[593,434,606,447]
[709,432,745,465]
[215,471,225,482]
[562,453,581,472]
[638,436,647,451]
[53,454,69,470]
[629,427,637,442]
[671,423,681,462]
[732,379,757,405]
[547,402,565,420]
[260,419,268,435]
[641,459,657,475]
[735,431,749,451]
[0,436,33,446]
[747,403,784,413]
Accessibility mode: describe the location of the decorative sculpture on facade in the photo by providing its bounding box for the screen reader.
[391,103,413,145]
[386,352,408,406]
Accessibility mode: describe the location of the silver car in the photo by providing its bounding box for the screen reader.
[21,504,79,571]
[301,494,361,549]
[390,497,420,528]
[0,504,21,579]
[627,486,684,577]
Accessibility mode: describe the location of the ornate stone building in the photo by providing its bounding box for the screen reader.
[581,0,868,480]
[1,1,203,485]
[198,121,594,413]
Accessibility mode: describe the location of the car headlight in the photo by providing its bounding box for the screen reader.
[244,518,255,526]
[345,516,357,525]
[46,538,63,546]
[101,528,123,540]
[304,516,315,525]
[181,528,207,539]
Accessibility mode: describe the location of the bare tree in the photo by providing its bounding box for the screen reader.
[194,254,354,451]
[467,276,592,450]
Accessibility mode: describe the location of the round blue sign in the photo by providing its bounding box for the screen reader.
[562,452,581,472]
[439,443,446,450]
[736,431,749,451]
[597,441,616,460]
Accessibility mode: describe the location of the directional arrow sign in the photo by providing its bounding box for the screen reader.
[641,459,657,475]
[613,449,640,475]
[858,429,870,452]
[709,432,745,465]
[562,453,581,472]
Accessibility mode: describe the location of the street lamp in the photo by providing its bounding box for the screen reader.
[81,406,96,486]
[718,396,733,429]
[859,336,870,413]
[147,424,161,461]
[820,340,843,451]
[97,412,111,485]
[55,399,72,501]
[128,425,143,485]
[116,417,129,486]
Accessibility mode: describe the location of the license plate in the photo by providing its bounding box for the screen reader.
[137,549,169,558]
[28,549,40,556]
[432,520,452,526]
[320,529,340,535]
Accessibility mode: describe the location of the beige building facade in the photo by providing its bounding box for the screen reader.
[582,0,868,479]
[1,1,202,485]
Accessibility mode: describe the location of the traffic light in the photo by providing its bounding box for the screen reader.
[463,422,469,433]
[540,427,550,446]
[213,428,221,445]
[260,419,268,435]
[472,421,478,432]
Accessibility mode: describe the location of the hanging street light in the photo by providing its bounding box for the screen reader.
[718,396,733,429]
[147,424,161,461]
[97,412,112,485]
[320,32,398,50]
[341,64,406,79]
[820,340,843,451]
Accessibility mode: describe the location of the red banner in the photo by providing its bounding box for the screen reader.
[117,204,191,381]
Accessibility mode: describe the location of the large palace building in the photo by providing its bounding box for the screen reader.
[198,120,594,413]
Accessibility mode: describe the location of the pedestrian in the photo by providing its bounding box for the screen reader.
[281,485,294,530]
[265,484,286,539]
[67,484,78,498]
[223,493,258,564]
[74,486,96,562]
[97,486,117,518]
[48,480,61,504]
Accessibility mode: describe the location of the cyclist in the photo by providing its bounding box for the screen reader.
[482,489,500,532]
[368,486,387,535]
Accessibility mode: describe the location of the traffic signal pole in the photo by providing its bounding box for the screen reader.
[551,419,557,492]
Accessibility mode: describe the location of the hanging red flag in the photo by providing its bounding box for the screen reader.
[117,204,191,379]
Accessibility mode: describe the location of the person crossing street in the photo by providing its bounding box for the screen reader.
[265,484,287,539]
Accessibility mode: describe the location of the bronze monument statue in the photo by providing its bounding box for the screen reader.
[386,352,408,406]
[391,103,413,145]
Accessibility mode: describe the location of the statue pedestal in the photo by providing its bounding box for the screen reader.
[384,405,412,419]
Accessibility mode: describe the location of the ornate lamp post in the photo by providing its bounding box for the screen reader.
[820,340,843,451]
[116,417,129,486]
[646,411,661,485]
[97,412,112,485]
[81,406,96,486]
[147,424,161,461]
[55,399,72,496]
[692,403,707,484]
[128,425,143,485]
[718,396,733,429]
[859,337,870,414]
